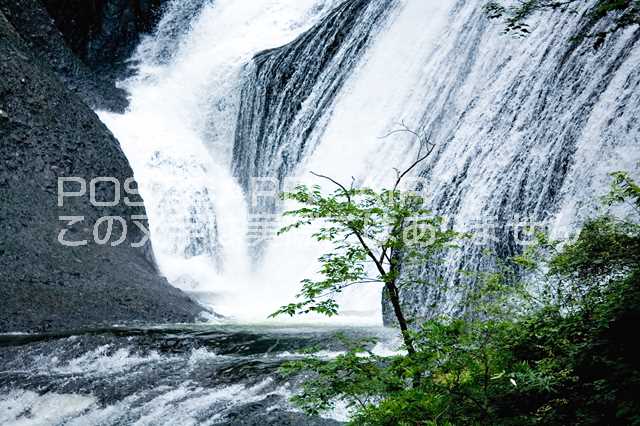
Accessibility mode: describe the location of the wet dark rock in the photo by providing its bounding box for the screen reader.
[0,0,126,110]
[0,8,204,333]
[0,0,167,111]
[42,0,165,74]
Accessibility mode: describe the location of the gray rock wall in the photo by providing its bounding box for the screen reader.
[0,6,203,332]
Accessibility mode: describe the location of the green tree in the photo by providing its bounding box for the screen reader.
[277,171,640,424]
[270,131,460,356]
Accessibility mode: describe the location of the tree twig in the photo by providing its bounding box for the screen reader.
[378,121,436,191]
[310,172,352,202]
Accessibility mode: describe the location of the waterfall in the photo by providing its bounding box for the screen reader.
[99,0,640,324]
[384,1,640,322]
[98,0,344,320]
[232,0,397,195]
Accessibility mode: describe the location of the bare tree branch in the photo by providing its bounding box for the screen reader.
[378,120,422,141]
[393,143,436,192]
[310,172,352,203]
[378,121,436,191]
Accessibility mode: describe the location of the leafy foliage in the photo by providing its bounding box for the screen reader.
[282,171,640,425]
[485,0,640,47]
[270,138,463,360]
[271,182,459,319]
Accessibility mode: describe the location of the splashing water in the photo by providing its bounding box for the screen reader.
[99,0,345,321]
[100,0,639,324]
[99,0,458,324]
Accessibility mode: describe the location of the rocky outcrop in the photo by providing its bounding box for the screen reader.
[0,0,166,111]
[0,7,204,332]
[41,0,165,74]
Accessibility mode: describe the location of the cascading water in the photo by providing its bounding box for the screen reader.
[231,0,639,323]
[245,0,458,322]
[3,1,638,424]
[100,0,638,324]
[99,0,348,320]
[383,1,640,322]
[99,0,431,324]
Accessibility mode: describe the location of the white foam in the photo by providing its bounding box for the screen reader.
[98,0,344,322]
[0,390,97,426]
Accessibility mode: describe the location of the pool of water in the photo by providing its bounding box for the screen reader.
[0,323,401,425]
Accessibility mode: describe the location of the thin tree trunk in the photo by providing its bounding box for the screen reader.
[386,281,422,387]
[385,282,415,355]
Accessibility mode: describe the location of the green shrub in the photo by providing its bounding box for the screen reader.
[283,172,640,425]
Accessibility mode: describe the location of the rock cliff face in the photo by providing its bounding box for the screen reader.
[0,3,203,332]
[41,0,165,73]
[0,0,166,111]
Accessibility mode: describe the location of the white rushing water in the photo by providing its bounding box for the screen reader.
[96,0,355,322]
[256,0,458,322]
[99,0,459,324]
[100,0,639,323]
[0,326,402,424]
[100,0,342,321]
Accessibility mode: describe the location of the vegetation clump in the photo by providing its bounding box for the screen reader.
[273,167,640,425]
[485,0,640,47]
